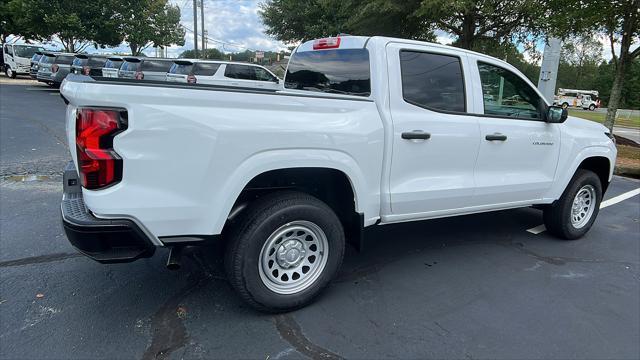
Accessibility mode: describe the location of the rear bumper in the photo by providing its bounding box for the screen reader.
[61,162,156,263]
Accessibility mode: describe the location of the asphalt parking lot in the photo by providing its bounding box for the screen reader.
[1,76,639,360]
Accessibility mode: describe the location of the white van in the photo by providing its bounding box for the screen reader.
[166,60,281,90]
[2,43,45,78]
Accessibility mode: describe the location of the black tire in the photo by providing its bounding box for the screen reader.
[224,191,345,312]
[561,102,569,109]
[589,104,596,111]
[5,66,16,79]
[544,169,602,240]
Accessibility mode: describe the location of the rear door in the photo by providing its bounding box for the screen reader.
[470,58,560,206]
[222,64,260,88]
[386,43,480,218]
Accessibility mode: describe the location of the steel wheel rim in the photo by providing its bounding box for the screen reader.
[258,220,328,295]
[571,185,596,229]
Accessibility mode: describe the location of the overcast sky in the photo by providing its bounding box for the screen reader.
[7,0,637,61]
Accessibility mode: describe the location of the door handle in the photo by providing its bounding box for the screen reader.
[485,133,507,141]
[401,131,431,140]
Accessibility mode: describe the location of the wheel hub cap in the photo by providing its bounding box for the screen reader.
[276,239,306,268]
[258,221,329,295]
[571,185,596,229]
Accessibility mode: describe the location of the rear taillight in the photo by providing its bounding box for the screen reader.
[135,71,144,80]
[187,74,197,84]
[75,108,127,190]
[82,66,90,75]
[51,64,59,73]
[313,37,341,50]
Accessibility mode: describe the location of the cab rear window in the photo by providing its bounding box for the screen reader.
[285,48,371,97]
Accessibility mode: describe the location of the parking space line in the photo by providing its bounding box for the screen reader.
[526,188,640,235]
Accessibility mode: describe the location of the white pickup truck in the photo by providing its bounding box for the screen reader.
[60,36,617,312]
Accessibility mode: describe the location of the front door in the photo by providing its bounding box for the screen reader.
[471,60,560,206]
[386,43,480,219]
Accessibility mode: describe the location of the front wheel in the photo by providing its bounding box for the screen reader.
[561,102,569,109]
[5,66,16,79]
[544,170,602,239]
[224,191,345,312]
[589,104,596,111]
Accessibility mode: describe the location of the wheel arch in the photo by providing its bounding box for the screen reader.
[547,146,615,200]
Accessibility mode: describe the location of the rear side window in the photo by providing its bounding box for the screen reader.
[285,49,371,97]
[121,61,140,71]
[400,51,466,113]
[104,59,123,69]
[192,63,220,76]
[56,55,75,65]
[169,63,193,75]
[87,57,107,67]
[41,55,55,64]
[141,60,173,72]
[224,64,256,80]
[72,57,88,66]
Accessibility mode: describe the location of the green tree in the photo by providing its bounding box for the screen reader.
[558,36,603,89]
[117,0,185,56]
[416,0,545,49]
[180,48,225,59]
[3,0,121,51]
[547,0,639,130]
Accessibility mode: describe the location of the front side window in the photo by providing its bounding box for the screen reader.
[400,50,466,113]
[224,64,255,80]
[478,62,544,120]
[192,63,220,76]
[254,67,276,82]
[285,48,371,96]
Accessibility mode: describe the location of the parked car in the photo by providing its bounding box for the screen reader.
[29,51,44,79]
[101,56,123,78]
[37,52,75,87]
[2,43,45,78]
[553,88,600,111]
[118,57,174,81]
[70,54,108,76]
[60,35,616,312]
[166,59,281,89]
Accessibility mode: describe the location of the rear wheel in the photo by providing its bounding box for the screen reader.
[225,191,345,312]
[544,170,602,239]
[561,102,569,109]
[589,104,596,111]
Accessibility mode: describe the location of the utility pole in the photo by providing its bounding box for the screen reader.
[200,0,205,54]
[193,0,198,58]
[537,38,562,104]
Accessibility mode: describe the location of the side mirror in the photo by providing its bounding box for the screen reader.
[546,106,568,123]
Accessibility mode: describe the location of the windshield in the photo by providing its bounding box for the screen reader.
[285,48,371,96]
[14,45,45,58]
